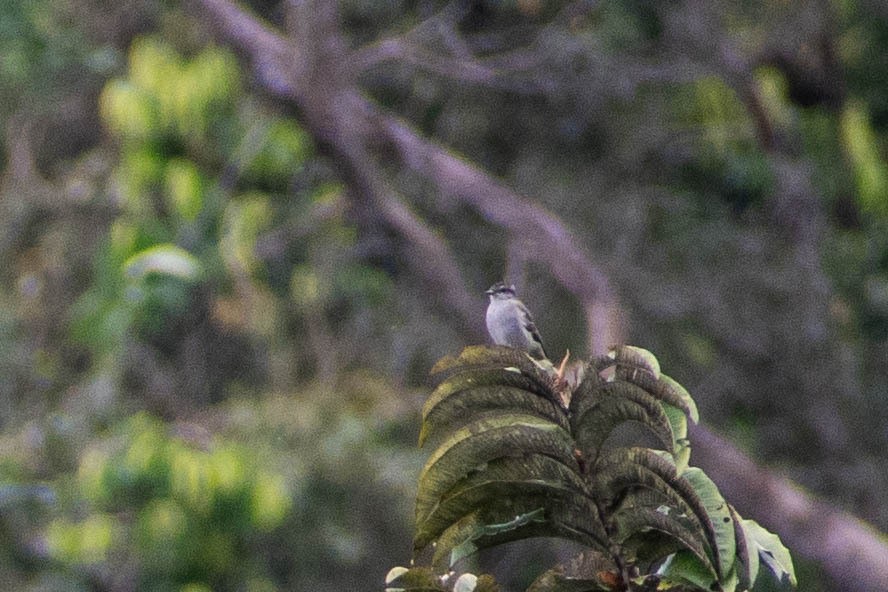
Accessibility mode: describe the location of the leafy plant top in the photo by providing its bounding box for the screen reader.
[388,345,795,592]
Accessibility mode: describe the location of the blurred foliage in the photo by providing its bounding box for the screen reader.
[0,16,407,591]
[217,378,424,591]
[46,413,291,590]
[0,1,887,591]
[0,1,98,119]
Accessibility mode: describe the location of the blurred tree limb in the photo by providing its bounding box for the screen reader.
[194,0,620,352]
[690,423,888,592]
[190,1,888,589]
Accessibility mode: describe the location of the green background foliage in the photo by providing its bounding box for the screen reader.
[0,1,886,591]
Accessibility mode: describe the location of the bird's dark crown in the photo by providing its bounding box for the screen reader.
[485,282,516,296]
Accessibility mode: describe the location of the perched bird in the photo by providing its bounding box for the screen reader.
[485,282,548,360]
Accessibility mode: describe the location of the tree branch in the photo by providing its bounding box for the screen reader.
[349,0,603,96]
[690,423,888,592]
[371,104,620,352]
[351,38,553,95]
[196,0,298,99]
[328,127,483,339]
[191,0,620,353]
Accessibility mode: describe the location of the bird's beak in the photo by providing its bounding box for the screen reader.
[485,289,493,295]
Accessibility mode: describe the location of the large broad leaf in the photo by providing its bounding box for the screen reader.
[614,502,715,577]
[596,345,661,381]
[585,346,697,426]
[660,404,691,472]
[729,505,758,590]
[414,454,592,550]
[591,447,680,504]
[593,449,723,578]
[620,371,699,425]
[418,482,576,552]
[657,550,723,591]
[440,508,550,568]
[416,414,578,525]
[430,364,556,402]
[427,478,613,569]
[656,374,699,424]
[421,377,567,446]
[431,346,556,392]
[739,518,797,587]
[680,468,736,581]
[432,506,557,570]
[570,381,675,464]
[430,505,604,570]
[432,500,607,569]
[429,509,532,567]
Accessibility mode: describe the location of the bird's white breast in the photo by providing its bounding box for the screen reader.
[486,298,526,348]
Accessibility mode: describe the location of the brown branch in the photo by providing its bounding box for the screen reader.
[371,104,620,352]
[349,0,603,95]
[190,0,618,352]
[196,0,298,99]
[330,129,483,339]
[192,0,480,334]
[690,423,888,592]
[351,38,553,95]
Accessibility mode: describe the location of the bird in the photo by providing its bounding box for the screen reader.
[485,282,548,361]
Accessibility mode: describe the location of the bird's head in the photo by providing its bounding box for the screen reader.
[485,282,516,300]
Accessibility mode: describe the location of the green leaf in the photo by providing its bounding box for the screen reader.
[386,566,411,584]
[421,377,567,446]
[416,414,578,526]
[657,374,699,424]
[661,404,691,471]
[680,467,735,581]
[432,365,555,401]
[841,101,888,216]
[384,566,445,591]
[614,502,714,576]
[433,501,609,571]
[123,244,201,282]
[620,372,699,425]
[164,158,204,221]
[657,550,721,591]
[728,505,758,590]
[429,507,553,568]
[570,381,675,463]
[446,508,547,566]
[414,454,592,551]
[740,518,796,587]
[592,447,679,504]
[244,118,312,181]
[431,346,556,393]
[609,345,661,380]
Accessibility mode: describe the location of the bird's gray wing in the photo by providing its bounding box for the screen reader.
[517,300,548,359]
